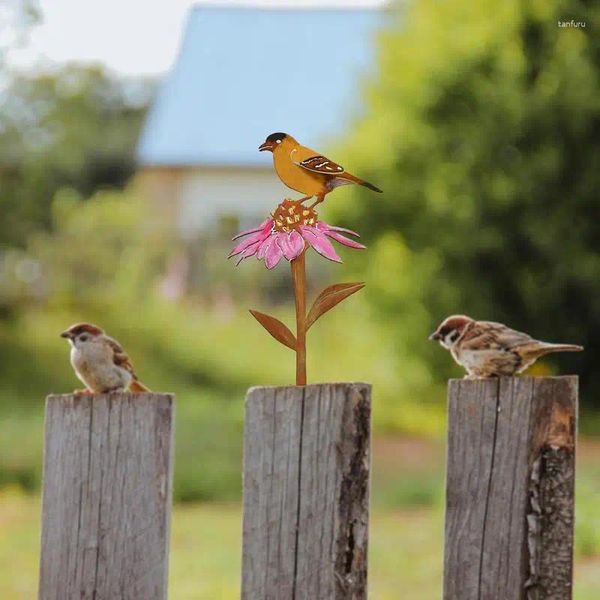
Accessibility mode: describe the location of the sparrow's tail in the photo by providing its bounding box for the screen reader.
[342,173,383,193]
[527,342,584,358]
[129,379,151,393]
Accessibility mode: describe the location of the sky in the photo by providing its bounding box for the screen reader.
[9,0,387,77]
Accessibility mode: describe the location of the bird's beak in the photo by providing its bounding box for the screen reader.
[60,330,71,339]
[259,142,273,152]
[429,332,441,342]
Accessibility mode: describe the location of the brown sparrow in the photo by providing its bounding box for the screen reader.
[61,323,150,393]
[429,314,583,378]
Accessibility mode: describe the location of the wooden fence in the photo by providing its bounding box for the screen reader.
[36,377,577,599]
[241,383,371,599]
[38,393,174,600]
[444,376,577,600]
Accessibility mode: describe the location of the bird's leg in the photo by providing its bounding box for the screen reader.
[309,194,326,209]
[297,196,313,204]
[73,388,93,395]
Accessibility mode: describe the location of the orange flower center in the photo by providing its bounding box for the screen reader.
[272,199,317,233]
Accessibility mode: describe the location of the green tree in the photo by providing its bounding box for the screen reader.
[337,0,600,407]
[0,65,153,249]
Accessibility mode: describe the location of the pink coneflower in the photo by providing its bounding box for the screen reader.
[229,199,365,269]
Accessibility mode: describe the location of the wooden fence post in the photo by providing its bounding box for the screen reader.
[38,393,174,600]
[444,376,577,600]
[241,383,371,600]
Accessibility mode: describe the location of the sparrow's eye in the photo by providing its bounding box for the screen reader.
[276,139,282,144]
[79,334,89,342]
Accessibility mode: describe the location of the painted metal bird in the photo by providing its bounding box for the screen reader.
[259,132,382,207]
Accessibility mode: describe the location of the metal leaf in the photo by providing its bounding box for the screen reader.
[249,310,297,351]
[306,282,365,329]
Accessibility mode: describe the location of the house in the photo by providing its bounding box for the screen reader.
[136,5,383,239]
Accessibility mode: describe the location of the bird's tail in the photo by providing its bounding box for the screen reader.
[526,342,584,358]
[342,173,383,193]
[360,179,383,193]
[129,379,151,393]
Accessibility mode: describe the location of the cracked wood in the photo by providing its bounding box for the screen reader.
[241,383,371,600]
[443,376,577,600]
[38,393,174,600]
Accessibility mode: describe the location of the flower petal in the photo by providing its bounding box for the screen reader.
[280,230,305,261]
[265,238,284,269]
[300,226,342,263]
[232,218,273,240]
[257,236,274,260]
[229,230,269,257]
[317,222,361,238]
[324,230,367,250]
[235,240,262,265]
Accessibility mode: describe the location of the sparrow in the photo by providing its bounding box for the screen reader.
[429,314,583,378]
[259,132,382,207]
[60,323,150,393]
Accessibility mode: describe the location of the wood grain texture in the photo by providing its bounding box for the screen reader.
[241,383,371,600]
[38,393,174,600]
[443,376,577,600]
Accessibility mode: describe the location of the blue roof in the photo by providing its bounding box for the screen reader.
[137,6,382,167]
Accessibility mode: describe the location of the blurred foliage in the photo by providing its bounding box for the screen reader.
[334,0,600,407]
[0,65,152,250]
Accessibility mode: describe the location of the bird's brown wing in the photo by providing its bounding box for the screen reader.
[106,336,139,380]
[295,154,346,176]
[459,321,534,351]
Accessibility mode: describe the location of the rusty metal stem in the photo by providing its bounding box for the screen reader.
[291,251,307,385]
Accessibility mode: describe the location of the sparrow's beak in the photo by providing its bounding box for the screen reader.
[429,332,441,341]
[259,142,273,152]
[60,330,71,339]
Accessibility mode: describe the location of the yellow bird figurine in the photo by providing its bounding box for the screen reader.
[259,132,382,207]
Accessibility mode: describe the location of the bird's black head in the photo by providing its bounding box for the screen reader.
[259,132,289,152]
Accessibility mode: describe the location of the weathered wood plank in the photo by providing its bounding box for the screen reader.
[444,379,500,598]
[241,383,371,600]
[241,386,304,600]
[443,376,577,600]
[38,393,174,600]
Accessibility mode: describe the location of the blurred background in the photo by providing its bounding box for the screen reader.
[1,0,599,597]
